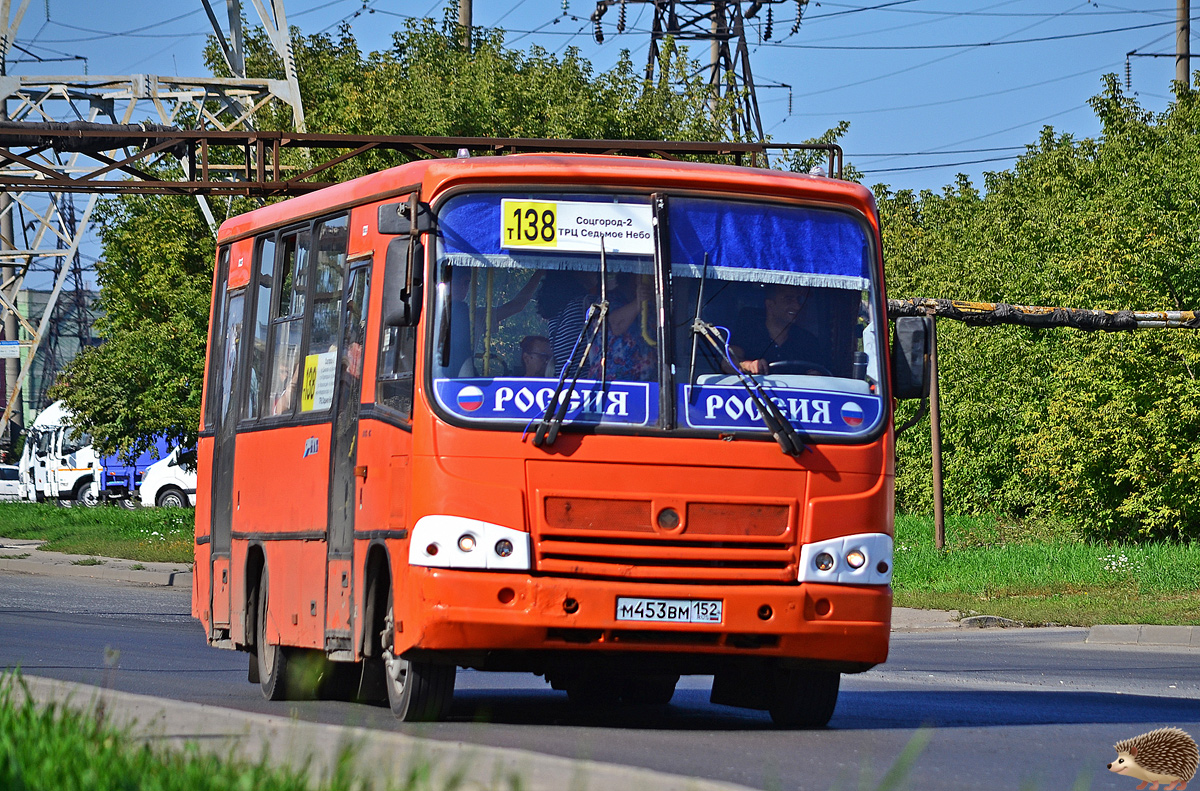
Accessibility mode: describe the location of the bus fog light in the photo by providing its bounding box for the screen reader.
[426,543,440,556]
[877,560,889,574]
[845,550,866,569]
[458,534,477,552]
[814,552,835,571]
[494,539,514,557]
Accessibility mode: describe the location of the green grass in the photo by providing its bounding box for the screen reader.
[0,673,471,791]
[893,514,1200,626]
[0,503,193,564]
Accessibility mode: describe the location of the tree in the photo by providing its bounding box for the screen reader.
[882,75,1200,541]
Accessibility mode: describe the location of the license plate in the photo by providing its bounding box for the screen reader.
[615,597,723,624]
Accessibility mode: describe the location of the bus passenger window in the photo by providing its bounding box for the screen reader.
[244,236,275,419]
[300,216,348,413]
[205,246,231,430]
[265,230,309,418]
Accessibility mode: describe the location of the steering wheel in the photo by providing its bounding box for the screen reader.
[767,360,832,376]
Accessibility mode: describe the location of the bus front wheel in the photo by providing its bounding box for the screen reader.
[256,570,292,701]
[382,588,455,722]
[767,669,840,728]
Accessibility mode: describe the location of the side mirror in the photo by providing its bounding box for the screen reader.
[382,237,424,327]
[891,316,931,399]
[378,198,434,235]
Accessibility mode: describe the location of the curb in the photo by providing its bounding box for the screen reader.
[0,538,191,588]
[15,674,755,791]
[0,556,191,587]
[1086,624,1200,648]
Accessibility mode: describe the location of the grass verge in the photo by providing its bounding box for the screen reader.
[893,514,1200,626]
[0,503,192,564]
[0,672,464,791]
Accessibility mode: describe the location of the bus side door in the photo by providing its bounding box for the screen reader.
[210,283,248,634]
[325,258,371,653]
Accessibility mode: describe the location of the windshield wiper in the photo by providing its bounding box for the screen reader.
[533,239,612,447]
[687,252,709,400]
[691,319,806,457]
[532,300,607,446]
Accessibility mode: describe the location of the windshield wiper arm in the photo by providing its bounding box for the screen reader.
[691,319,805,456]
[687,252,709,399]
[532,300,608,447]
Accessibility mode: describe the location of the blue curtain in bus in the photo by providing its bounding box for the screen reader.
[668,197,871,290]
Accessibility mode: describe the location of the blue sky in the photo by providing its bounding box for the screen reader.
[8,0,1191,195]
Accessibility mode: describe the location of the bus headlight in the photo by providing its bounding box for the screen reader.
[799,533,893,586]
[410,515,531,571]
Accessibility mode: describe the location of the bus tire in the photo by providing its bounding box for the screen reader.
[256,570,292,701]
[767,669,840,729]
[564,674,613,707]
[118,496,139,510]
[156,487,187,508]
[382,587,455,721]
[622,674,679,706]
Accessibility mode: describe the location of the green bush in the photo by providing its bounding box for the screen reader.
[882,76,1200,541]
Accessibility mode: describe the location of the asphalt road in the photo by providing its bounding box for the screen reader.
[2,571,1198,791]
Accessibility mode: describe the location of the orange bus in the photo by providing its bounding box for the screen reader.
[192,145,929,727]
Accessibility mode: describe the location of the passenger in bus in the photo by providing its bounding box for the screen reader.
[537,269,599,377]
[588,272,656,381]
[270,352,299,415]
[447,268,545,377]
[519,335,553,377]
[730,283,831,376]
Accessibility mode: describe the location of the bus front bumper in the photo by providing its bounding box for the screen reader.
[400,567,891,667]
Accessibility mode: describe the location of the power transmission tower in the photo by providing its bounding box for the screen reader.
[589,0,803,141]
[0,1,306,446]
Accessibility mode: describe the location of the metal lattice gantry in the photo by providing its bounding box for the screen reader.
[589,0,805,142]
[0,0,305,446]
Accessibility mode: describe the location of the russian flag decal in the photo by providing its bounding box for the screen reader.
[841,401,864,428]
[456,385,485,412]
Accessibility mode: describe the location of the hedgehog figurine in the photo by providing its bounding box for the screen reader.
[1108,728,1199,790]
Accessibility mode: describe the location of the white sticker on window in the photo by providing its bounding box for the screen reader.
[500,199,653,255]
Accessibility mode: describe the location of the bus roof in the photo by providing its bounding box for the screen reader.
[216,154,878,243]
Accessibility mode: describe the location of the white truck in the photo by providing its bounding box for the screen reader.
[138,446,196,508]
[23,400,100,506]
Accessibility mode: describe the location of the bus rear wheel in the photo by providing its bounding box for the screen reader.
[767,669,840,728]
[382,588,455,721]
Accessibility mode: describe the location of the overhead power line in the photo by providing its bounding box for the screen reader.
[753,18,1179,50]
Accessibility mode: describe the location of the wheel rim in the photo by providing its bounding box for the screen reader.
[381,602,409,696]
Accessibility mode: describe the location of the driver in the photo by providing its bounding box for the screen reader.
[730,283,829,375]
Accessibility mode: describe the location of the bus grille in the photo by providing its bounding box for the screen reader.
[535,497,797,583]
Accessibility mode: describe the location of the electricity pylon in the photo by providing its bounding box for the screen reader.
[0,1,305,445]
[589,0,804,142]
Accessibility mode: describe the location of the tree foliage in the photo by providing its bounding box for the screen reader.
[883,75,1200,541]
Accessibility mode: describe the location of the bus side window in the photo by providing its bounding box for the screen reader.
[244,235,275,419]
[266,230,309,417]
[377,236,416,418]
[378,325,416,417]
[299,215,348,413]
[204,246,231,431]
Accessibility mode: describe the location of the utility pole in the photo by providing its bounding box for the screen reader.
[0,0,27,451]
[1179,0,1191,88]
[459,0,472,50]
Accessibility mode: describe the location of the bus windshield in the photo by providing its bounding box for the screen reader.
[430,191,885,440]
